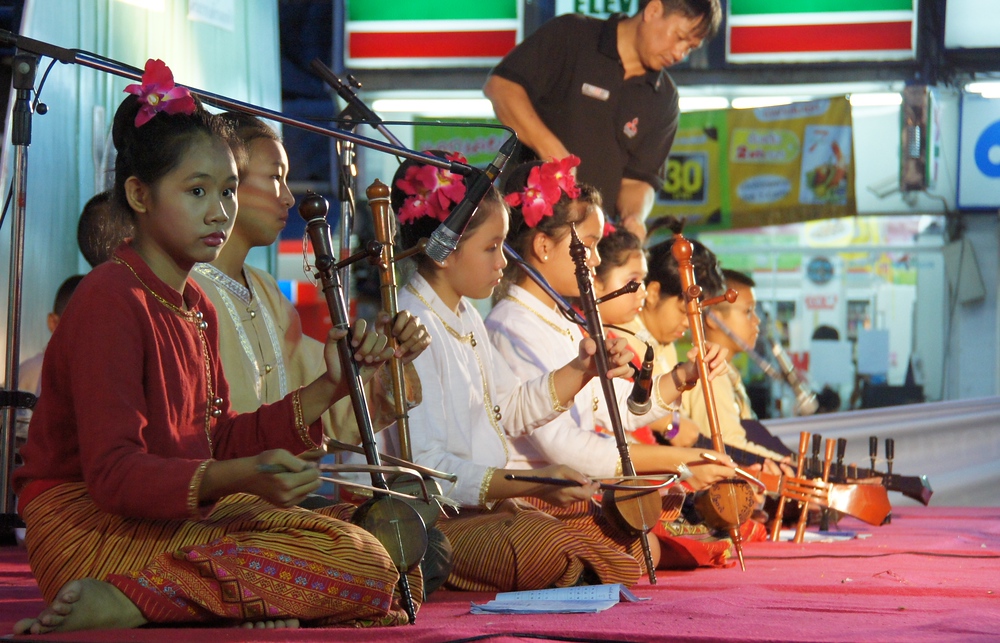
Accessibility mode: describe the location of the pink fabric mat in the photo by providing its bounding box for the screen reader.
[2,506,998,642]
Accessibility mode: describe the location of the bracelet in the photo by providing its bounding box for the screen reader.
[671,364,697,392]
[676,462,693,482]
[663,409,681,441]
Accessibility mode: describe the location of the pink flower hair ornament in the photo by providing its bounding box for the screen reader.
[504,155,582,228]
[124,59,197,127]
[395,152,468,224]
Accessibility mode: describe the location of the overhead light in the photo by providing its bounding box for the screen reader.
[679,96,729,111]
[730,96,796,109]
[966,81,1000,98]
[849,92,902,107]
[371,98,495,117]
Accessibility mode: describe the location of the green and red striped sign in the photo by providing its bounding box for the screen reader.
[346,0,520,68]
[727,0,916,63]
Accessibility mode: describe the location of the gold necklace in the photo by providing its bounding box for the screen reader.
[116,257,222,454]
[503,295,599,412]
[406,284,508,460]
[503,295,575,342]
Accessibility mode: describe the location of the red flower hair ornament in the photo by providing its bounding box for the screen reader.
[124,59,197,127]
[395,152,469,224]
[504,156,581,227]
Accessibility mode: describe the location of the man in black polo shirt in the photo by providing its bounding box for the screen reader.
[484,0,721,241]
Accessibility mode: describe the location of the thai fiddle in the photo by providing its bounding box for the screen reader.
[300,192,426,623]
[568,226,662,584]
[670,227,756,570]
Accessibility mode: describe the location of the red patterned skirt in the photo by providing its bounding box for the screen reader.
[20,482,420,626]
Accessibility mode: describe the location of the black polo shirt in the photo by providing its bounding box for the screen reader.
[490,13,679,219]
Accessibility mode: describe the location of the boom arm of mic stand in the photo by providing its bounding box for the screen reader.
[309,59,405,149]
[0,29,458,172]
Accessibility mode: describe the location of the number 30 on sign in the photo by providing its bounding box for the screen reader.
[658,152,707,204]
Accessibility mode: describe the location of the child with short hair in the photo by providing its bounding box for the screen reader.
[685,269,789,461]
[13,60,421,634]
[190,111,424,446]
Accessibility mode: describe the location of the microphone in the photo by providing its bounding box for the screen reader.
[424,135,517,262]
[627,345,655,415]
[769,335,819,416]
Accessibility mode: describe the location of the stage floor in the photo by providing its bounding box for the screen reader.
[1,506,998,642]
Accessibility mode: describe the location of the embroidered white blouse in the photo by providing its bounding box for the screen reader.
[191,263,416,445]
[485,284,672,477]
[397,274,565,507]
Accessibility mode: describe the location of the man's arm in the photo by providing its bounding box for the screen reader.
[617,178,655,240]
[484,75,570,163]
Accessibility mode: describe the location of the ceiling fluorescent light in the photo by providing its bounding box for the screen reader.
[849,92,902,107]
[965,81,1000,93]
[679,96,730,111]
[730,96,795,109]
[371,98,495,117]
[966,82,1000,98]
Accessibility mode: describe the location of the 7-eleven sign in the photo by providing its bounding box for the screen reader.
[347,0,521,68]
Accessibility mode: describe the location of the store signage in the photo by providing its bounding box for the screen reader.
[945,0,1000,49]
[652,97,856,231]
[345,0,519,68]
[553,0,639,19]
[806,257,835,285]
[805,295,838,310]
[727,0,916,63]
[958,94,1000,209]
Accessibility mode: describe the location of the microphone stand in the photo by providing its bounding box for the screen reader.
[502,243,585,326]
[0,53,38,525]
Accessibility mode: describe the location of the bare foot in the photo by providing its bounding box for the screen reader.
[240,618,301,629]
[13,578,146,635]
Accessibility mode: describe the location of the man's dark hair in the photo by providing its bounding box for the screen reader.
[639,0,722,41]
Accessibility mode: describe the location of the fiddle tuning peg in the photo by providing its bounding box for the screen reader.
[298,190,330,222]
[836,438,847,479]
[819,439,836,532]
[883,438,895,526]
[811,433,823,476]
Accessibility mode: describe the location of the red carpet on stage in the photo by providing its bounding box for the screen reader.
[2,506,998,642]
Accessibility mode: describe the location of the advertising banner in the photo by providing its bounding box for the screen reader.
[651,97,856,232]
[654,108,729,228]
[413,119,508,168]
